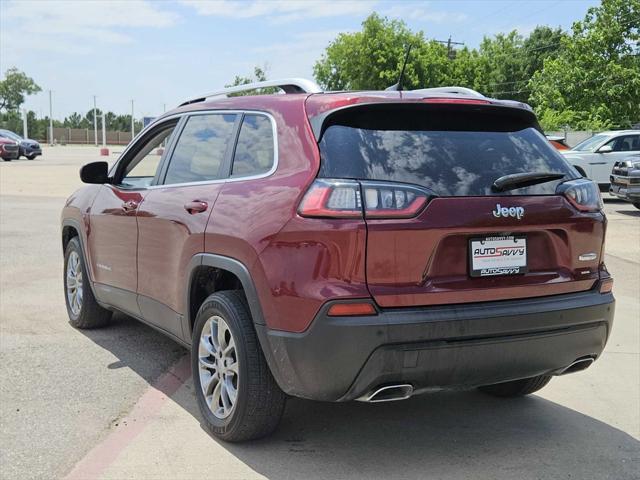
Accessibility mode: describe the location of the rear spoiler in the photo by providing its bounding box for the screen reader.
[307,101,540,141]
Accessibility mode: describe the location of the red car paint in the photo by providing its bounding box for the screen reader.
[62,91,607,337]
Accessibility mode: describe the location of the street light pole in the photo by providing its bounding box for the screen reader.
[131,99,135,140]
[102,113,107,147]
[48,90,54,146]
[93,95,98,146]
[22,109,28,138]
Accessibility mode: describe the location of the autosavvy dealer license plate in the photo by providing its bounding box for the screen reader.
[469,235,528,277]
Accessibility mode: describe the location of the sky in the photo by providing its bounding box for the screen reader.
[0,0,601,120]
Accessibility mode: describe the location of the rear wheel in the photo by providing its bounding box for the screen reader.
[192,290,285,442]
[2,157,11,162]
[64,237,111,329]
[478,375,552,397]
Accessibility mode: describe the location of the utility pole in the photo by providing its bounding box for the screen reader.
[22,109,28,138]
[93,95,98,146]
[102,113,107,147]
[131,99,135,139]
[435,37,464,60]
[48,90,54,146]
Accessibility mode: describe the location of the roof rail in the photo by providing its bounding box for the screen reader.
[411,86,485,98]
[179,78,323,106]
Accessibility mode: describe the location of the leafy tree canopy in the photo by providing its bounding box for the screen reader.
[0,68,42,112]
[313,4,638,130]
[530,0,640,129]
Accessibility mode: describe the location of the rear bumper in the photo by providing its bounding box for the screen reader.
[257,287,615,402]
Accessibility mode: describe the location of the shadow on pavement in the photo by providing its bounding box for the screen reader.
[616,209,640,217]
[81,313,640,480]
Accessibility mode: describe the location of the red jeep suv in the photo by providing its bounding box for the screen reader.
[61,79,615,442]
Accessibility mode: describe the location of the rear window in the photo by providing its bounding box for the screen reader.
[319,123,577,197]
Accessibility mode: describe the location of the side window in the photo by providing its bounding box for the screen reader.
[121,123,177,188]
[610,135,640,152]
[163,114,236,185]
[231,114,275,177]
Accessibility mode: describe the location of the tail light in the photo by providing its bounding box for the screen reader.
[298,179,432,219]
[557,179,603,212]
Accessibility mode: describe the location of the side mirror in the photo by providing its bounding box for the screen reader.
[80,161,109,184]
[598,144,613,153]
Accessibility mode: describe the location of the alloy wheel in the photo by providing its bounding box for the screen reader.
[198,315,239,419]
[66,251,83,316]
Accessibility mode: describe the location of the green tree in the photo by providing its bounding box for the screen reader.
[64,112,85,129]
[225,65,279,96]
[314,14,453,91]
[522,26,567,78]
[475,31,527,101]
[529,0,640,129]
[0,68,42,112]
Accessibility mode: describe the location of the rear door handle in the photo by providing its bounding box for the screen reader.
[122,200,139,211]
[184,201,208,214]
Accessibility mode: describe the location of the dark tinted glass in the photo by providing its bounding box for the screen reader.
[319,126,576,196]
[231,114,274,177]
[609,135,640,152]
[164,114,236,185]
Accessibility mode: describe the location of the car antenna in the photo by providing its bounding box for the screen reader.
[385,44,413,92]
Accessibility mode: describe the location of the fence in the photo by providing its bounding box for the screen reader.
[45,127,133,145]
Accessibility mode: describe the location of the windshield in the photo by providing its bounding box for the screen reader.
[0,130,21,141]
[319,126,577,197]
[571,134,610,152]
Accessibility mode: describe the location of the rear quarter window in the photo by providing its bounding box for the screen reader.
[231,114,275,177]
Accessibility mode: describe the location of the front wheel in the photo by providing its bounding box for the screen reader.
[64,237,112,329]
[26,154,37,160]
[633,202,640,210]
[478,375,552,397]
[192,290,285,442]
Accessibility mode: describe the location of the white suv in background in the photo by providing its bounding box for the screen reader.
[563,130,640,190]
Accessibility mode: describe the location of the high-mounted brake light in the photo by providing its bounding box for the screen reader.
[556,179,603,212]
[422,98,491,105]
[298,179,432,219]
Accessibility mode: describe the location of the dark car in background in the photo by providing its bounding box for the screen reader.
[0,137,20,161]
[0,129,42,159]
[610,154,640,209]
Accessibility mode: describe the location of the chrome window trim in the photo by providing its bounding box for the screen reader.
[110,109,279,190]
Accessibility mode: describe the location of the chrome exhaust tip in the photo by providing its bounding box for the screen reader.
[556,357,595,376]
[356,384,414,403]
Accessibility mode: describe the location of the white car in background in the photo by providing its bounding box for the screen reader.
[562,130,640,190]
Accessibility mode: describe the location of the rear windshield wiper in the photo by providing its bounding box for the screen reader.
[492,172,565,193]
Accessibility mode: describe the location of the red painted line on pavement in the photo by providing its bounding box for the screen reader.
[65,355,191,480]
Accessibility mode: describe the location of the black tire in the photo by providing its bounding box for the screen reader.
[478,375,552,397]
[26,154,36,160]
[633,202,640,210]
[63,237,112,329]
[3,157,11,162]
[191,290,286,442]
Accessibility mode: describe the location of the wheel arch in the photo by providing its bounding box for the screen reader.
[61,217,100,298]
[573,165,587,177]
[185,254,266,340]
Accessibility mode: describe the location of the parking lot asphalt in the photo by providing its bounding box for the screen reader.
[1,146,638,480]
